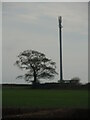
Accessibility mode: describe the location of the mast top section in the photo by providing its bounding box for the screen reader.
[58,16,63,28]
[58,16,62,22]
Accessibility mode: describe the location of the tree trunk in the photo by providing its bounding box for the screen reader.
[33,69,37,85]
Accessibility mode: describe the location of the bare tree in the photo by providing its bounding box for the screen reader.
[15,50,58,85]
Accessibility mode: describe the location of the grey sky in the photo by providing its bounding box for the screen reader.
[2,2,88,84]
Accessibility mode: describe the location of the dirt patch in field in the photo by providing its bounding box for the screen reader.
[2,108,89,120]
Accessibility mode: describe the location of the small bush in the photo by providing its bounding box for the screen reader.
[70,77,80,84]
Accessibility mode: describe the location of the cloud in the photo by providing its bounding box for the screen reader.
[3,2,88,35]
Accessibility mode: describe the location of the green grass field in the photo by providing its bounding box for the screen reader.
[2,88,88,108]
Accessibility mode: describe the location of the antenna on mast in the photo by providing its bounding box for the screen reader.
[58,16,63,82]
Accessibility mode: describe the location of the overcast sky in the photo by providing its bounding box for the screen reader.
[2,2,88,84]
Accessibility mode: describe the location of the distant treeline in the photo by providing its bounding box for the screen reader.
[2,82,90,90]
